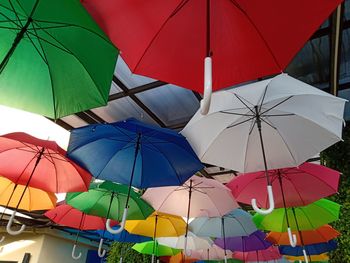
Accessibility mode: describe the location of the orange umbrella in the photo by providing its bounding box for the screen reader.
[160,252,198,263]
[266,224,340,246]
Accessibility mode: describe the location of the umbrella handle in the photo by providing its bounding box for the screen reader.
[98,238,106,258]
[0,236,5,243]
[119,256,123,263]
[224,255,228,263]
[184,238,192,256]
[106,207,128,234]
[302,249,309,263]
[287,227,297,247]
[71,244,82,260]
[200,56,212,115]
[251,185,275,214]
[151,254,155,263]
[6,211,25,235]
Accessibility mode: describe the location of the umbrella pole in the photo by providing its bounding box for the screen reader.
[184,180,193,255]
[278,172,297,247]
[98,193,115,257]
[71,214,84,260]
[292,208,309,263]
[252,106,274,214]
[106,134,141,234]
[6,147,45,235]
[221,217,228,263]
[152,215,158,263]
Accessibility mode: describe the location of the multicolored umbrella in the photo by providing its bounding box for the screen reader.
[82,0,341,113]
[67,118,203,233]
[0,0,118,119]
[279,240,337,257]
[182,74,346,214]
[266,225,340,246]
[132,241,181,262]
[157,231,213,250]
[214,230,272,252]
[233,246,282,262]
[0,132,91,235]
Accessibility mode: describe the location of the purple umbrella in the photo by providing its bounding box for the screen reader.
[215,230,272,252]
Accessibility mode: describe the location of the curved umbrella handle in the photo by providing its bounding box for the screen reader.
[98,238,106,258]
[0,236,5,243]
[251,185,275,214]
[151,254,155,263]
[200,56,212,115]
[106,208,128,234]
[71,244,82,260]
[119,256,123,263]
[287,227,297,247]
[302,249,309,263]
[6,211,25,235]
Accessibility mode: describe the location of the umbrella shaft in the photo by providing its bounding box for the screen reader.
[206,0,211,57]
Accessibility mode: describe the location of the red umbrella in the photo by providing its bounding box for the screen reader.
[233,246,282,262]
[0,133,91,235]
[82,0,342,113]
[45,204,118,259]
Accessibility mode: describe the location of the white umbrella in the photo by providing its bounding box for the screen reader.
[182,73,347,214]
[190,244,233,261]
[157,231,213,250]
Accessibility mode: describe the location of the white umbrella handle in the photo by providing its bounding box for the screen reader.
[98,238,106,258]
[0,236,5,243]
[106,208,128,234]
[151,254,155,263]
[119,256,123,263]
[302,249,309,263]
[287,227,297,247]
[156,259,159,263]
[251,185,275,214]
[6,211,25,235]
[224,255,228,263]
[200,56,212,115]
[71,244,82,260]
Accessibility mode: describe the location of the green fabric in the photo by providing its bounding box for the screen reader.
[132,241,181,257]
[0,0,118,118]
[66,181,154,221]
[253,199,340,232]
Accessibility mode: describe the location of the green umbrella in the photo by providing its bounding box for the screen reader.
[0,0,118,118]
[132,241,181,257]
[253,199,340,232]
[66,181,154,221]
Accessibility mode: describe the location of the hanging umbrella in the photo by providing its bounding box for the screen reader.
[160,252,199,263]
[189,245,233,261]
[132,241,181,262]
[157,231,213,250]
[67,118,203,233]
[233,247,282,262]
[279,240,337,257]
[0,0,118,119]
[285,253,329,262]
[81,0,341,114]
[214,230,272,252]
[266,225,340,246]
[182,73,346,214]
[44,204,118,260]
[0,132,91,235]
[143,176,239,255]
[227,162,340,247]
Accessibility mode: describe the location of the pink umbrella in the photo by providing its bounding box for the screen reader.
[233,246,282,262]
[143,176,239,255]
[190,245,233,261]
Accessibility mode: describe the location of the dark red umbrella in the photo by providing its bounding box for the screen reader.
[82,0,342,113]
[45,204,118,260]
[0,132,91,235]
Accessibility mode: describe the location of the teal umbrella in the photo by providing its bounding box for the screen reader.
[0,0,118,118]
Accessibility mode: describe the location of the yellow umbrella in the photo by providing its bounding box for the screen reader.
[285,253,329,262]
[0,176,57,211]
[125,211,186,238]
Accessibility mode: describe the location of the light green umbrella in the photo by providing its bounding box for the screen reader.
[66,181,154,221]
[0,0,118,118]
[132,241,181,260]
[253,199,340,232]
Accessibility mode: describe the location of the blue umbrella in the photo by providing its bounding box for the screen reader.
[279,240,337,257]
[67,118,203,234]
[95,227,151,243]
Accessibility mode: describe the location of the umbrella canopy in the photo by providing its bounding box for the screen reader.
[0,0,118,119]
[157,231,213,250]
[0,132,91,193]
[190,209,257,238]
[253,199,340,232]
[125,211,186,238]
[233,247,282,262]
[0,176,56,211]
[142,176,239,218]
[279,240,337,256]
[67,118,203,187]
[227,163,340,208]
[160,252,199,263]
[285,253,329,262]
[95,227,151,243]
[132,241,181,257]
[214,230,272,252]
[44,204,118,230]
[266,225,340,246]
[190,245,233,261]
[66,181,154,221]
[82,0,340,93]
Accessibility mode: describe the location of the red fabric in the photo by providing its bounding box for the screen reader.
[234,246,281,261]
[227,162,340,208]
[0,132,91,193]
[44,204,118,230]
[82,0,342,92]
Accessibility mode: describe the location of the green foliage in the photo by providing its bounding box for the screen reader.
[321,125,350,262]
[107,242,152,263]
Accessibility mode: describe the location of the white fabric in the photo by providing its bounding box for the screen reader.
[189,244,233,260]
[182,73,347,172]
[157,231,213,250]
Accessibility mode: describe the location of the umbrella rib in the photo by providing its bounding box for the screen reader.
[24,30,48,65]
[6,1,24,27]
[46,149,59,192]
[259,96,294,116]
[234,94,256,114]
[226,116,256,129]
